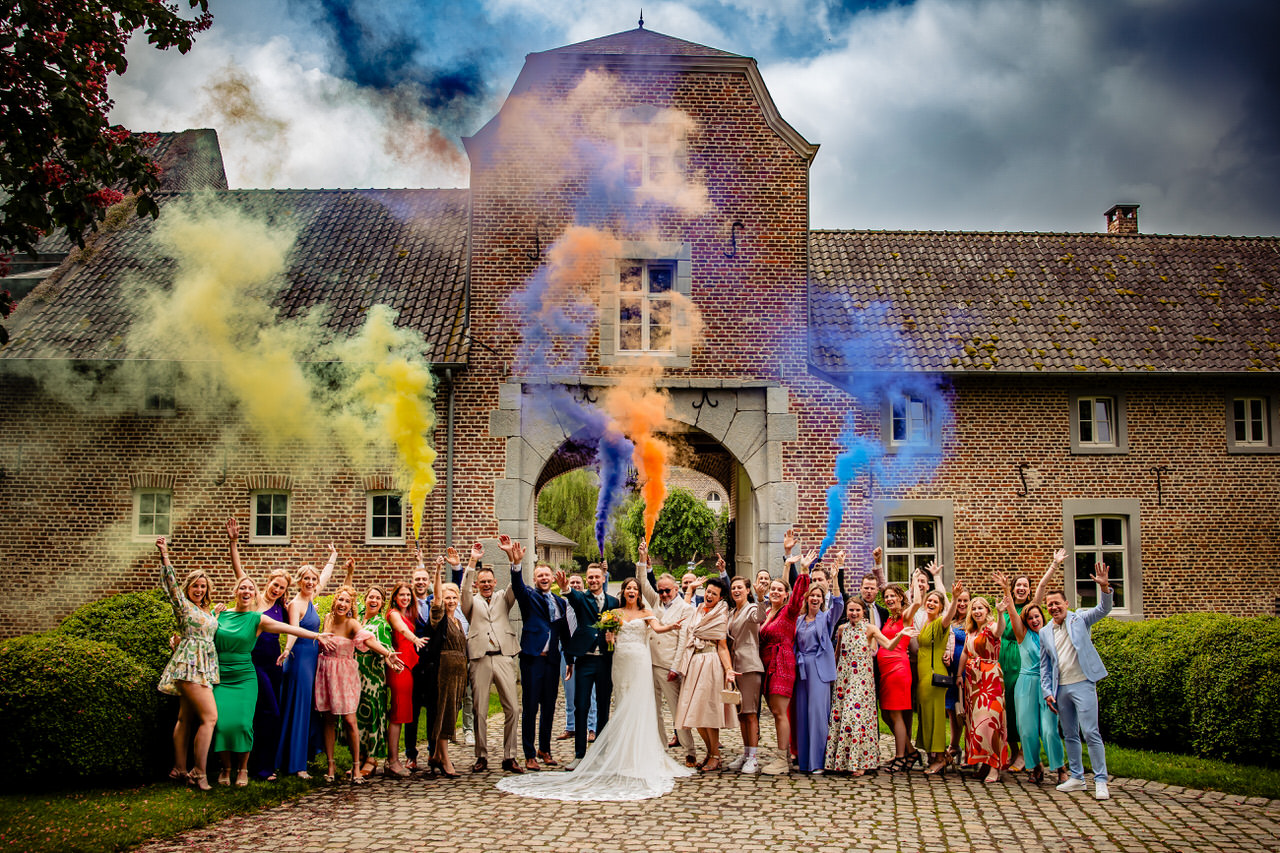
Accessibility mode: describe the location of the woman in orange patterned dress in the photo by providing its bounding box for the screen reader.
[960,591,1009,783]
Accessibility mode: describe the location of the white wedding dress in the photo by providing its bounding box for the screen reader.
[497,616,694,801]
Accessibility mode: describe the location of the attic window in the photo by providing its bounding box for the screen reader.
[1226,395,1279,454]
[1070,392,1128,454]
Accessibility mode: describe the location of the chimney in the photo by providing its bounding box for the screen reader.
[1105,203,1140,235]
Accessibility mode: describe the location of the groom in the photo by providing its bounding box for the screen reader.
[557,563,619,770]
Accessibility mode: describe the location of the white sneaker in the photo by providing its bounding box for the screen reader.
[726,753,747,771]
[564,758,580,771]
[741,756,759,774]
[1056,777,1088,793]
[464,731,475,746]
[1095,781,1110,800]
[760,752,789,776]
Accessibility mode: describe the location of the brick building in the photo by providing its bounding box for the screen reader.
[1,27,1277,636]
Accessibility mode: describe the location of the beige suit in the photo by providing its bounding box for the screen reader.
[462,567,520,762]
[641,569,695,753]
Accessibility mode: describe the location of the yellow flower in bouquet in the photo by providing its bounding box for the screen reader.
[593,608,624,650]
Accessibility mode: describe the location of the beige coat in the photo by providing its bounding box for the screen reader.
[461,567,519,660]
[640,569,693,670]
[727,600,767,674]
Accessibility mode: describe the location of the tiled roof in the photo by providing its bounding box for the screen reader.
[535,522,579,548]
[5,189,470,364]
[539,27,740,58]
[809,230,1280,375]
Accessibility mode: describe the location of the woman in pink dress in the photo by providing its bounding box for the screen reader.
[315,584,402,783]
[756,547,813,775]
[960,593,1009,783]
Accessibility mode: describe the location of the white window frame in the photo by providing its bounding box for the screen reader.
[599,241,692,368]
[250,490,291,545]
[132,489,173,542]
[1062,498,1143,619]
[872,499,954,587]
[1069,391,1128,454]
[616,259,676,355]
[705,490,723,514]
[1226,395,1279,453]
[366,491,406,545]
[879,392,943,454]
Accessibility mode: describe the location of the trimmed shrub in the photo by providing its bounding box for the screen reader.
[1093,614,1280,767]
[55,588,177,677]
[0,633,160,788]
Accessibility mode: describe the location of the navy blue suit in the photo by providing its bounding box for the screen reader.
[510,565,566,760]
[563,587,620,759]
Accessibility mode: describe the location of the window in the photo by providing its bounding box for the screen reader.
[367,492,405,544]
[133,489,172,540]
[1069,391,1128,454]
[879,393,943,453]
[599,241,692,368]
[1062,498,1142,618]
[251,491,290,544]
[618,260,674,353]
[619,120,682,189]
[882,517,939,585]
[141,366,176,414]
[1226,395,1278,453]
[706,491,723,514]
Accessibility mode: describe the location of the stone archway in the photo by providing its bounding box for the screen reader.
[486,379,798,577]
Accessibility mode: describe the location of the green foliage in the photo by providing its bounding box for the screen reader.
[537,469,602,559]
[621,487,718,571]
[55,588,175,677]
[0,634,159,788]
[1094,614,1280,766]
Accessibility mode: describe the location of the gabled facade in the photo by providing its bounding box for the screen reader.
[0,27,1276,636]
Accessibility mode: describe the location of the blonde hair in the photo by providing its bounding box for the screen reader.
[440,582,460,599]
[183,570,212,610]
[965,596,993,635]
[265,567,292,588]
[296,564,320,583]
[331,585,358,617]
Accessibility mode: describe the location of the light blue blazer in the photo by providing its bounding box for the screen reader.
[1038,589,1112,699]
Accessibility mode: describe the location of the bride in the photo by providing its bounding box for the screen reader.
[498,575,692,801]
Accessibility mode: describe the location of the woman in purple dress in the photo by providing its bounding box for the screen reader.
[792,552,845,774]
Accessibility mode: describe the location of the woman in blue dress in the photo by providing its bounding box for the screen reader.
[275,544,338,778]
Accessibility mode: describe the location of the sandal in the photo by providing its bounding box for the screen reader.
[188,770,212,791]
[1032,764,1044,784]
[350,770,366,785]
[168,767,187,784]
[235,769,250,788]
[217,768,231,787]
[701,757,722,773]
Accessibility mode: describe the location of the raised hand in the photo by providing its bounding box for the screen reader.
[327,543,337,560]
[445,546,460,568]
[470,541,484,563]
[434,555,446,575]
[833,549,847,570]
[799,547,819,572]
[783,528,798,554]
[637,539,648,566]
[414,546,424,565]
[498,535,518,562]
[1053,548,1067,565]
[226,517,239,542]
[554,569,569,591]
[872,545,883,565]
[508,541,526,565]
[925,559,941,579]
[952,579,964,597]
[155,536,168,557]
[1090,561,1112,593]
[715,552,726,574]
[992,571,1010,591]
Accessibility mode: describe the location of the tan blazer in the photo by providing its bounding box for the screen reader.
[461,567,519,660]
[640,569,692,670]
[727,601,766,674]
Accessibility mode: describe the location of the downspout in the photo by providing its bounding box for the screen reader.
[444,367,456,549]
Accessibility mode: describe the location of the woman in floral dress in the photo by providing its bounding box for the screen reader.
[356,585,393,776]
[156,536,219,791]
[961,592,1009,782]
[825,597,913,774]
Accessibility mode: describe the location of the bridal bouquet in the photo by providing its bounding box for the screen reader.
[593,608,624,651]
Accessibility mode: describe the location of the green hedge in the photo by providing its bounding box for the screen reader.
[1094,614,1280,766]
[0,634,160,788]
[55,589,176,678]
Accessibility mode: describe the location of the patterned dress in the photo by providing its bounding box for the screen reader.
[825,623,881,772]
[157,560,219,694]
[758,574,810,698]
[962,622,1010,770]
[357,614,392,759]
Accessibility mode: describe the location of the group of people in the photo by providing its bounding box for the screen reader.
[155,520,1115,803]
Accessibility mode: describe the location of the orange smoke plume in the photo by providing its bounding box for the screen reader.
[602,372,671,544]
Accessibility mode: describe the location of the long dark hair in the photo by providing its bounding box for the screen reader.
[388,583,417,627]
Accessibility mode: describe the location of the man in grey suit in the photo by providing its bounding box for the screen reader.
[1039,561,1113,801]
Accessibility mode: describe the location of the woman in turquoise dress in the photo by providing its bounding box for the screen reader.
[997,572,1066,785]
[356,586,392,777]
[213,575,335,786]
[156,537,219,791]
[275,546,338,778]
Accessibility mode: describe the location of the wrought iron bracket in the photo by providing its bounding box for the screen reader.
[1151,465,1169,506]
[573,385,599,406]
[525,216,549,261]
[1015,461,1031,497]
[723,220,744,259]
[691,389,719,411]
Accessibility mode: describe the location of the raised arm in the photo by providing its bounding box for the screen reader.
[940,579,963,631]
[784,529,799,585]
[994,572,1025,642]
[341,557,355,589]
[714,551,731,588]
[315,543,338,594]
[637,540,658,608]
[226,518,246,582]
[1032,548,1067,608]
[156,537,183,607]
[430,558,445,625]
[870,545,887,591]
[460,564,476,620]
[784,572,811,619]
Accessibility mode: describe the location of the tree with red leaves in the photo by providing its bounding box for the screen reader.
[0,0,212,343]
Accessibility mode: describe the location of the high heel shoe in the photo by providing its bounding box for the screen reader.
[187,770,212,791]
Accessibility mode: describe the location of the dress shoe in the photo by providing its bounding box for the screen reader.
[667,736,680,748]
[587,731,596,743]
[525,758,541,771]
[557,731,575,741]
[501,758,524,774]
[537,751,559,767]
[685,754,698,768]
[471,757,488,773]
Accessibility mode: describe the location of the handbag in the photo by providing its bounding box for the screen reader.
[721,687,742,705]
[930,630,957,688]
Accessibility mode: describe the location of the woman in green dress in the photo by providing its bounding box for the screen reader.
[213,575,336,786]
[356,586,392,777]
[912,582,962,775]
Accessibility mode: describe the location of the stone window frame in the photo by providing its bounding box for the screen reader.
[1069,390,1128,455]
[1061,498,1143,619]
[879,393,944,455]
[1226,393,1280,454]
[872,499,954,587]
[366,490,406,545]
[132,488,173,542]
[250,490,291,545]
[614,104,690,194]
[599,240,692,368]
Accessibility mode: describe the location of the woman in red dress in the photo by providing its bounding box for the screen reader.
[961,594,1009,783]
[877,584,920,772]
[756,549,812,776]
[384,583,424,776]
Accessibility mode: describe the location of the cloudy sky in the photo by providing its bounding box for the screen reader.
[109,0,1280,236]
